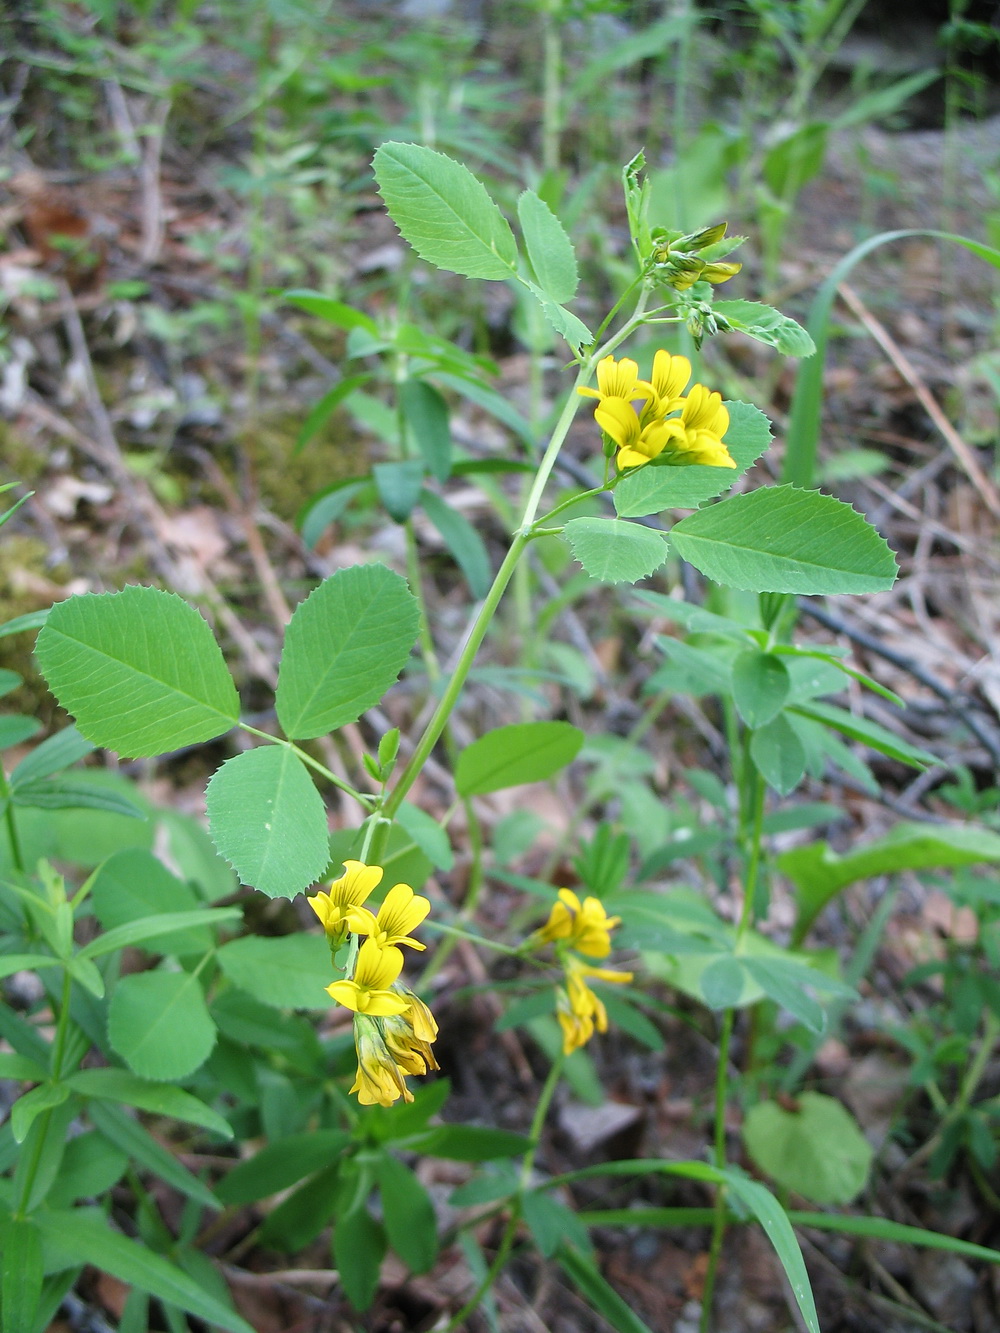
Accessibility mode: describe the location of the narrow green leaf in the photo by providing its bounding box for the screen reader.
[788,1210,1000,1265]
[376,1155,438,1273]
[412,1125,532,1161]
[0,668,22,698]
[564,517,669,584]
[10,725,94,784]
[282,291,378,334]
[744,1093,872,1205]
[0,610,48,640]
[333,1195,386,1310]
[523,1191,592,1258]
[46,1130,129,1208]
[88,1102,222,1208]
[295,375,372,454]
[1,1216,43,1333]
[0,1052,47,1080]
[205,746,331,899]
[395,800,454,871]
[89,847,217,956]
[614,401,772,517]
[557,1244,656,1333]
[517,190,578,304]
[0,717,42,749]
[217,1130,351,1204]
[66,1068,233,1139]
[740,956,825,1032]
[373,141,518,281]
[79,908,239,959]
[714,299,815,357]
[275,565,420,740]
[34,1210,254,1333]
[35,587,240,758]
[400,379,451,482]
[420,490,492,597]
[258,1163,342,1251]
[11,778,147,818]
[216,932,334,1010]
[298,479,373,549]
[455,721,584,796]
[108,971,216,1081]
[788,699,935,767]
[0,955,61,980]
[671,487,897,595]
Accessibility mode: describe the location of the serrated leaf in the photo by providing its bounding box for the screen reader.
[420,490,492,597]
[35,587,239,758]
[714,299,815,357]
[373,141,517,281]
[108,971,216,1080]
[523,279,593,352]
[564,517,669,584]
[670,487,897,594]
[614,401,772,517]
[275,565,420,740]
[743,1092,872,1204]
[517,190,578,304]
[216,933,334,1009]
[455,721,584,796]
[206,746,330,899]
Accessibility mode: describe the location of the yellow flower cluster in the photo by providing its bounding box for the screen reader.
[532,888,632,1055]
[309,860,438,1107]
[578,351,736,473]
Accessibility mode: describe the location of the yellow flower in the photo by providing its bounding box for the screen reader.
[325,938,409,1016]
[535,888,621,959]
[658,384,735,468]
[595,397,672,470]
[557,958,633,1055]
[382,1007,440,1077]
[700,261,741,284]
[577,354,653,404]
[351,1015,413,1106]
[638,350,691,426]
[368,883,431,951]
[308,860,381,947]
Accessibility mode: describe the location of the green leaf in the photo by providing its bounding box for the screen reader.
[0,610,48,640]
[216,1129,351,1204]
[400,379,451,482]
[90,848,217,956]
[395,800,454,871]
[11,724,95,788]
[376,1155,438,1273]
[373,459,425,521]
[282,291,379,333]
[524,283,593,353]
[743,1093,872,1205]
[731,650,790,728]
[0,716,42,749]
[258,1163,342,1251]
[294,374,372,454]
[88,1102,222,1209]
[523,1192,592,1259]
[412,1124,532,1161]
[788,699,935,767]
[0,668,22,698]
[740,956,826,1032]
[216,932,334,1009]
[557,1244,655,1333]
[517,190,578,304]
[68,1067,231,1138]
[46,1130,128,1208]
[0,1052,47,1080]
[373,141,518,281]
[0,1216,43,1333]
[205,746,331,899]
[699,956,747,1010]
[298,478,373,548]
[78,908,239,960]
[670,487,897,594]
[714,299,816,357]
[34,1209,254,1333]
[455,721,584,796]
[780,821,1000,943]
[35,587,240,758]
[11,1083,70,1144]
[0,954,62,980]
[334,1199,386,1312]
[11,777,147,818]
[419,490,492,598]
[787,1209,1000,1266]
[720,1169,820,1333]
[276,565,420,740]
[564,517,669,584]
[107,971,216,1080]
[614,401,772,517]
[433,372,536,447]
[750,714,806,795]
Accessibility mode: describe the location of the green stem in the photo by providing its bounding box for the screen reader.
[14,967,73,1216]
[0,766,24,873]
[238,724,375,810]
[541,0,562,175]
[522,1051,565,1185]
[956,1009,1000,1113]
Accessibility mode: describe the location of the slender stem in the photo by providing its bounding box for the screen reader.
[0,766,24,873]
[239,724,375,810]
[521,1051,564,1185]
[956,1009,1000,1113]
[444,1205,520,1333]
[14,968,73,1216]
[541,0,562,175]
